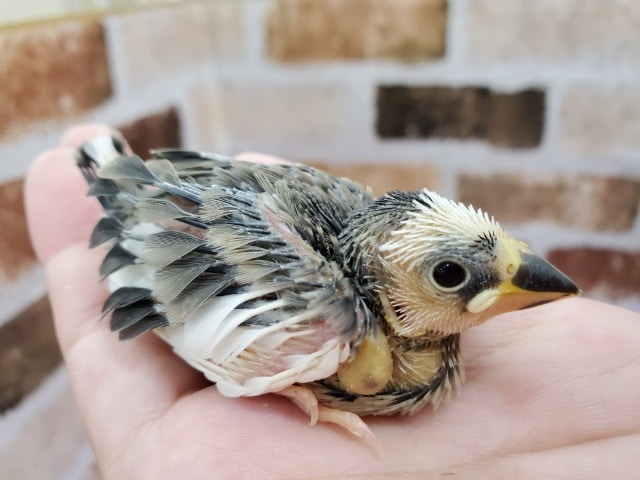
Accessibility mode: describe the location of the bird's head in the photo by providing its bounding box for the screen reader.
[375,189,581,337]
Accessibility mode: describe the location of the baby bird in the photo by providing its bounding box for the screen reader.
[76,133,580,450]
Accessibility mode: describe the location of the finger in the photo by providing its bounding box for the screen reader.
[25,125,206,461]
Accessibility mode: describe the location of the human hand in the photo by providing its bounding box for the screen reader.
[25,124,640,479]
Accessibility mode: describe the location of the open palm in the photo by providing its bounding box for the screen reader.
[25,125,640,479]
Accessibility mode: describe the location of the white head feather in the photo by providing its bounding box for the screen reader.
[379,189,502,271]
[374,189,507,337]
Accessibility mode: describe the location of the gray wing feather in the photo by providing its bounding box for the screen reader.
[78,138,374,350]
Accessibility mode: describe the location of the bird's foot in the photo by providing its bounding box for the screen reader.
[277,385,383,457]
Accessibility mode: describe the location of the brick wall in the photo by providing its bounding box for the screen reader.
[1,0,639,477]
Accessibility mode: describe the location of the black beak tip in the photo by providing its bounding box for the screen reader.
[513,253,581,295]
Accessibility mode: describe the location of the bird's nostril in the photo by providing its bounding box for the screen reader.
[507,263,516,275]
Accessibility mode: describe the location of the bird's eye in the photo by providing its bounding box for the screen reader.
[430,260,469,291]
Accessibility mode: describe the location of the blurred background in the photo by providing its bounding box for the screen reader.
[1,0,639,477]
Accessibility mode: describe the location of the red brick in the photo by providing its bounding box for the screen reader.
[118,107,182,156]
[309,162,439,197]
[0,179,36,286]
[376,86,545,148]
[267,0,447,62]
[457,174,640,232]
[0,21,111,139]
[547,248,640,299]
[0,296,61,412]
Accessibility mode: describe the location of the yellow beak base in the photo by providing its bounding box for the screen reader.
[466,252,581,316]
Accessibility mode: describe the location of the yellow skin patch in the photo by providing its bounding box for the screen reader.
[336,293,446,396]
[337,326,393,395]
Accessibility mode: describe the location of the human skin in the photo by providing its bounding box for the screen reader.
[25,124,640,479]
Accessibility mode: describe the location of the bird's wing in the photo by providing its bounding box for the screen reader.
[76,136,374,396]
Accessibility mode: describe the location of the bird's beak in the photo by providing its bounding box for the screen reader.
[466,251,582,315]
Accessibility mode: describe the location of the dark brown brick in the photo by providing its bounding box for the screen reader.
[376,86,545,148]
[309,162,439,197]
[118,107,182,156]
[267,0,447,62]
[0,296,61,413]
[547,248,640,299]
[458,173,640,231]
[0,21,112,139]
[0,179,37,286]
